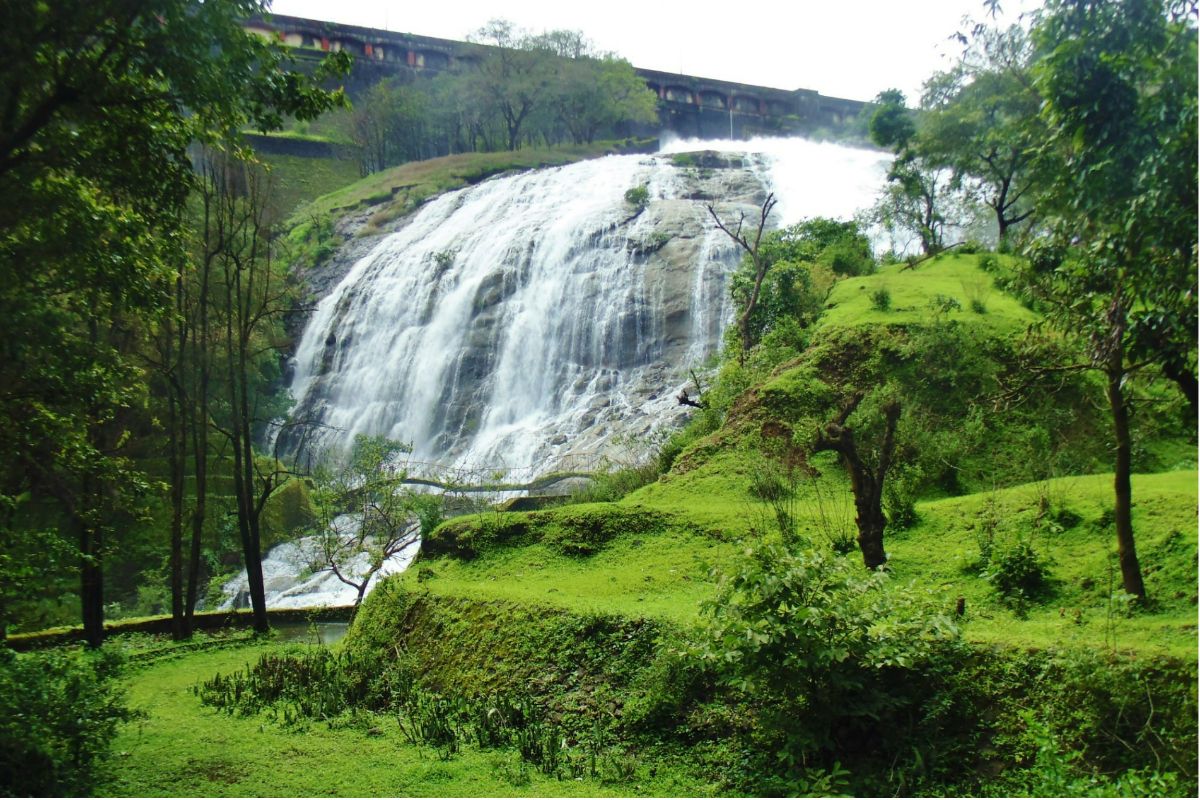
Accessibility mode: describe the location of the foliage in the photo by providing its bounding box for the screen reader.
[0,646,136,796]
[694,541,963,791]
[623,184,649,211]
[1012,0,1199,598]
[868,89,957,254]
[304,434,421,607]
[920,24,1042,245]
[870,286,892,310]
[0,0,348,643]
[726,216,873,357]
[983,540,1050,611]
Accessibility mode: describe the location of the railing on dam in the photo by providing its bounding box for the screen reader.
[389,452,615,494]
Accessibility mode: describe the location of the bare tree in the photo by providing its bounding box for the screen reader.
[707,193,778,362]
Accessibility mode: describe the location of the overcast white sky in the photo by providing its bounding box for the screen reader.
[270,0,1041,102]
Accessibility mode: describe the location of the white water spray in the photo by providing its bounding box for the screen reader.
[285,137,889,479]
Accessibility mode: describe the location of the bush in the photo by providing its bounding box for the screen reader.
[984,541,1050,608]
[623,184,649,210]
[929,293,961,313]
[695,543,963,790]
[870,286,892,311]
[0,646,136,796]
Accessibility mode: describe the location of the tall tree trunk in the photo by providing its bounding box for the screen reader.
[78,512,104,649]
[1106,356,1146,600]
[185,245,212,632]
[167,373,185,640]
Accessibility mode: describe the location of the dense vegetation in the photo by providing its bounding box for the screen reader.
[0,0,1196,797]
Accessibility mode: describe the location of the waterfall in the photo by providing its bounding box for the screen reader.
[285,137,889,478]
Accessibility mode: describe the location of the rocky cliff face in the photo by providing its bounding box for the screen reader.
[281,141,886,478]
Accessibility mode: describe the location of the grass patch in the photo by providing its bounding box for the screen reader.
[100,636,709,797]
[819,253,1037,335]
[413,466,1197,657]
[256,151,361,221]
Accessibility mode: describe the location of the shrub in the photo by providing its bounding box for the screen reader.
[623,184,649,211]
[984,541,1050,609]
[0,647,136,797]
[695,543,962,789]
[929,293,962,313]
[870,286,892,311]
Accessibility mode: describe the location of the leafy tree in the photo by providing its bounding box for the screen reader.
[1018,0,1198,599]
[308,435,422,609]
[0,0,347,645]
[352,78,430,175]
[725,217,873,358]
[921,25,1042,246]
[549,55,658,145]
[869,90,955,255]
[465,19,555,151]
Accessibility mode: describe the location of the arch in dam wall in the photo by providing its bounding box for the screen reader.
[245,13,869,133]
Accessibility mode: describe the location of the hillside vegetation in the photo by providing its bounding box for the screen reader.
[314,251,1196,796]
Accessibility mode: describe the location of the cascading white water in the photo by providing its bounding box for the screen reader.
[285,137,890,478]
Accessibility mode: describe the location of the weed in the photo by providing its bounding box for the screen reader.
[870,286,892,311]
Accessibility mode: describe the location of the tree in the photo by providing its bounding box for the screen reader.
[868,90,955,255]
[708,193,778,362]
[724,217,872,358]
[351,78,430,174]
[466,20,555,151]
[0,0,348,645]
[1019,0,1198,599]
[308,435,422,609]
[549,56,658,145]
[812,394,901,571]
[920,25,1042,246]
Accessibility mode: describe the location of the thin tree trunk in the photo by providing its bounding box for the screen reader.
[167,370,185,640]
[1106,356,1146,600]
[78,512,104,648]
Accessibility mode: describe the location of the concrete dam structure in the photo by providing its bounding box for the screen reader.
[245,13,870,140]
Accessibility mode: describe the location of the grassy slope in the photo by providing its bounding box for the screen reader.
[818,254,1037,334]
[102,637,707,797]
[293,140,653,225]
[259,151,362,221]
[408,254,1197,658]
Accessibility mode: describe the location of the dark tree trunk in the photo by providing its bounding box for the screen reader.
[1105,357,1146,600]
[185,231,213,633]
[813,396,901,571]
[167,379,185,640]
[79,515,104,649]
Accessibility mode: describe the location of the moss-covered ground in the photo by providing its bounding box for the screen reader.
[411,467,1197,658]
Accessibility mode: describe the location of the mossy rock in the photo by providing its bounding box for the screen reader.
[422,512,533,559]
